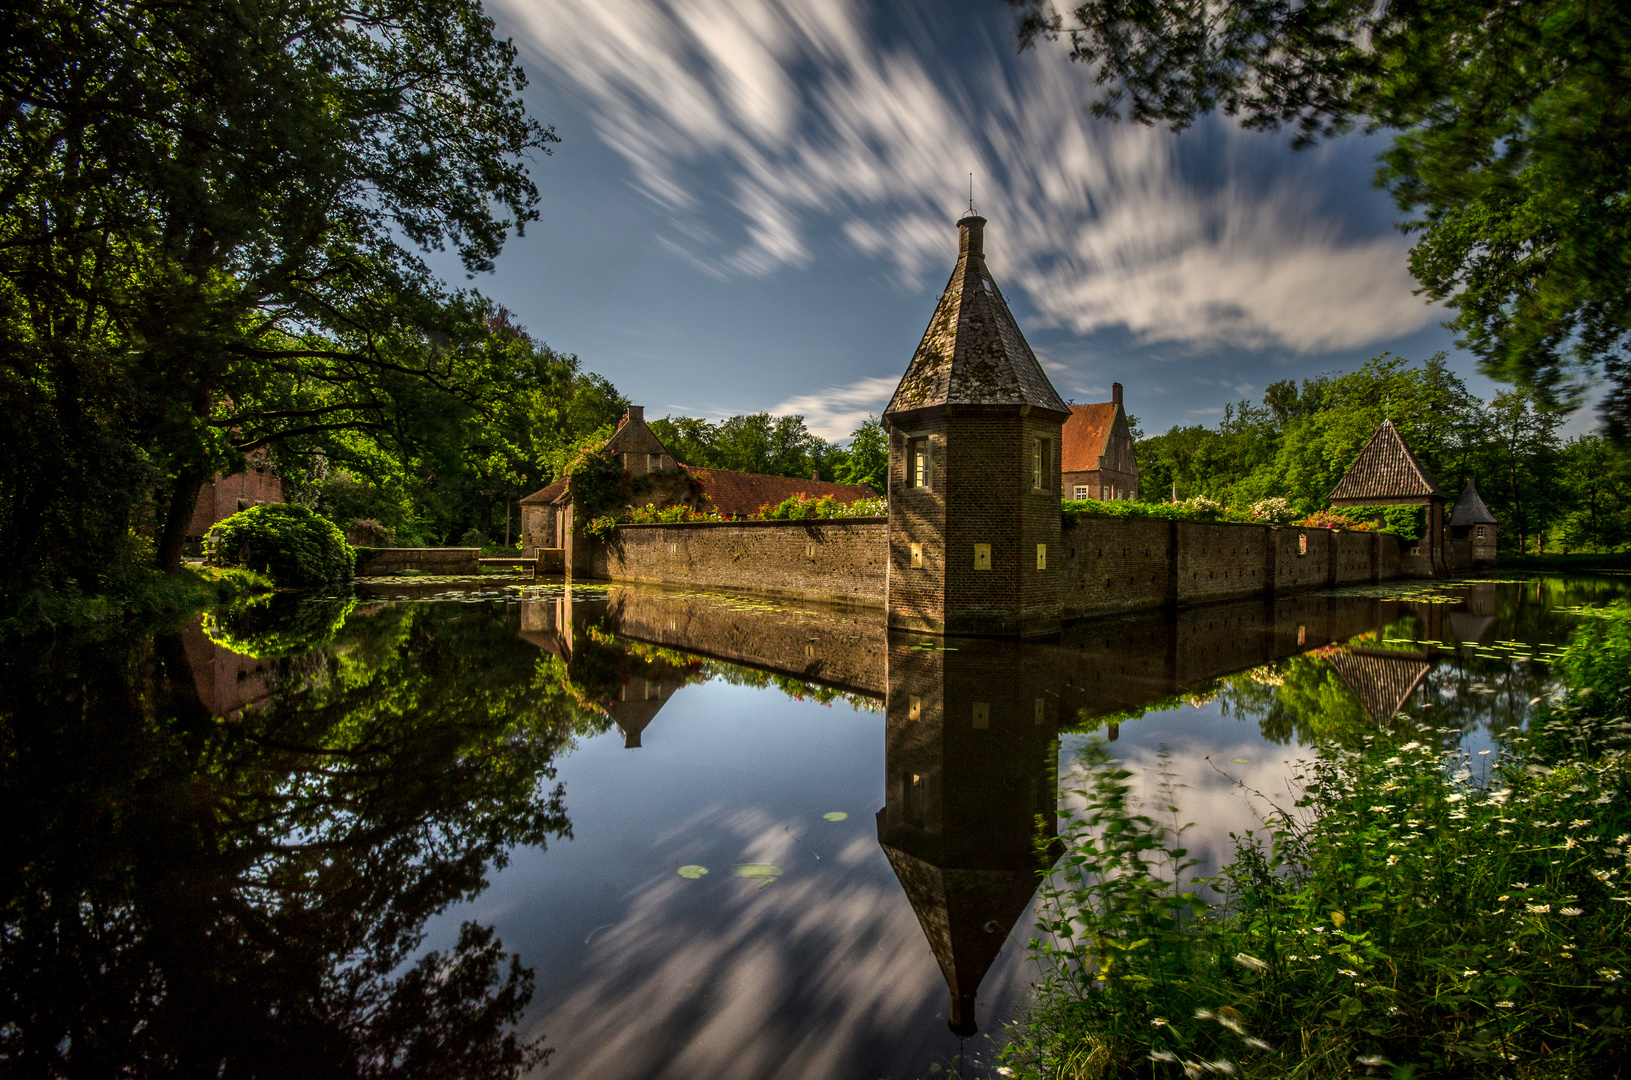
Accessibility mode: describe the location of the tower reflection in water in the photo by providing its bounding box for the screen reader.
[879,640,1063,1036]
[512,579,1524,1046]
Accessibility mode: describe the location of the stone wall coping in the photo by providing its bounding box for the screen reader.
[610,517,887,530]
[1061,514,1400,537]
[355,546,480,555]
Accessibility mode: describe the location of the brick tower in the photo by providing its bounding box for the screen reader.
[883,214,1071,636]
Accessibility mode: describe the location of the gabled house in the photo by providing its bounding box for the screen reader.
[519,406,876,571]
[1060,383,1139,501]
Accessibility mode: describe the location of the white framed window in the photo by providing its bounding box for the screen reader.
[908,437,931,488]
[1476,526,1486,538]
[1073,485,1088,500]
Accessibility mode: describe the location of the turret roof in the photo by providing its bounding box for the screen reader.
[884,215,1069,421]
[1328,419,1444,502]
[1450,478,1497,526]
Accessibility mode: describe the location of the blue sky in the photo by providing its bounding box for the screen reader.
[453,0,1537,441]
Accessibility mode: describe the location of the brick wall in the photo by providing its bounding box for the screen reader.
[1058,516,1171,619]
[185,466,285,540]
[589,518,888,607]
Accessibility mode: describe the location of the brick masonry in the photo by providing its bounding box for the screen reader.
[588,518,888,607]
[584,512,1427,623]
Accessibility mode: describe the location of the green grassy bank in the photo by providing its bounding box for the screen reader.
[1005,611,1631,1079]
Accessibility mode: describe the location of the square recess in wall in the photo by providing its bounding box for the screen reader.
[973,544,991,570]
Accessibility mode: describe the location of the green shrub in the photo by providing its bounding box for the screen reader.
[204,504,354,586]
[1063,496,1230,523]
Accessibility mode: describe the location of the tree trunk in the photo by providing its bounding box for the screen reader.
[157,466,206,572]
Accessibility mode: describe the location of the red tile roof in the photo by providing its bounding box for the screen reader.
[1328,419,1443,502]
[682,467,876,518]
[1061,402,1119,473]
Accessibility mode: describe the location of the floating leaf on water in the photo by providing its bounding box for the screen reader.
[733,863,784,887]
[1232,759,1252,764]
[823,811,849,821]
[676,865,709,879]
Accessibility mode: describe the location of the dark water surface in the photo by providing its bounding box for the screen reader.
[3,574,1628,1078]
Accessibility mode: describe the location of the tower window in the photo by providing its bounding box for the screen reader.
[908,437,931,488]
[1032,438,1050,490]
[1476,526,1486,538]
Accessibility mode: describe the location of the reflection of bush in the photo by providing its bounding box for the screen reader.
[203,594,358,658]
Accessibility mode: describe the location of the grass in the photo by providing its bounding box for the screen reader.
[1004,606,1631,1079]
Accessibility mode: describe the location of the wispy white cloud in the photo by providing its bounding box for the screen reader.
[771,374,897,440]
[498,0,1437,356]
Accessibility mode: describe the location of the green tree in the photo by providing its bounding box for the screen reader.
[645,413,839,479]
[1558,435,1631,551]
[1477,388,1566,553]
[1013,0,1631,433]
[1,0,554,602]
[836,416,887,490]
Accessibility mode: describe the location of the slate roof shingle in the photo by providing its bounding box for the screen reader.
[1449,478,1497,526]
[885,215,1069,420]
[1328,419,1444,502]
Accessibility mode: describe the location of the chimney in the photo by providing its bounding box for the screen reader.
[811,469,820,481]
[624,404,644,426]
[1112,383,1123,406]
[958,213,985,258]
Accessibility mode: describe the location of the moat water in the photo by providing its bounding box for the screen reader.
[2,573,1626,1078]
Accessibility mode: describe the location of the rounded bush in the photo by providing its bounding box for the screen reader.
[204,503,354,586]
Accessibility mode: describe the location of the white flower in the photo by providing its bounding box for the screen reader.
[1495,1001,1515,1008]
[1339,969,1359,977]
[1357,1055,1389,1066]
[1400,741,1423,751]
[1462,969,1479,977]
[1561,907,1584,916]
[1369,805,1391,812]
[1193,1008,1214,1020]
[1445,793,1466,803]
[1152,1017,1169,1027]
[1571,819,1594,828]
[1207,1062,1236,1076]
[1149,1051,1178,1063]
[1387,854,1400,866]
[1600,969,1623,982]
[1526,904,1551,914]
[1384,757,1403,766]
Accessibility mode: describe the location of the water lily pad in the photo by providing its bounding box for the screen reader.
[823,811,849,821]
[733,864,784,887]
[676,865,709,879]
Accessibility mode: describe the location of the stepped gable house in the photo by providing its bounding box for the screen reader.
[518,405,875,566]
[1061,383,1139,501]
[883,211,1072,636]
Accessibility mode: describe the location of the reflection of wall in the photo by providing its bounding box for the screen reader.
[354,547,480,576]
[181,619,274,717]
[600,586,888,698]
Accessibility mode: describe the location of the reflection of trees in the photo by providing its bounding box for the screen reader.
[202,591,359,658]
[0,603,604,1076]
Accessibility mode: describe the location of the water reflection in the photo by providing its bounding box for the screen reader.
[1,575,1620,1077]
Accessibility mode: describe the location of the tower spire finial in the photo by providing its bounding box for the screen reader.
[968,173,975,215]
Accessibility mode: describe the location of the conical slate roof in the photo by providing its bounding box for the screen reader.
[1328,419,1444,502]
[884,215,1069,420]
[1450,478,1497,526]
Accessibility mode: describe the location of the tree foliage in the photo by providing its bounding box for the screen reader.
[1012,0,1631,434]
[204,504,354,586]
[1,0,556,604]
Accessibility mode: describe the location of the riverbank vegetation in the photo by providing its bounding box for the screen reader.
[1121,354,1625,555]
[1005,606,1631,1079]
